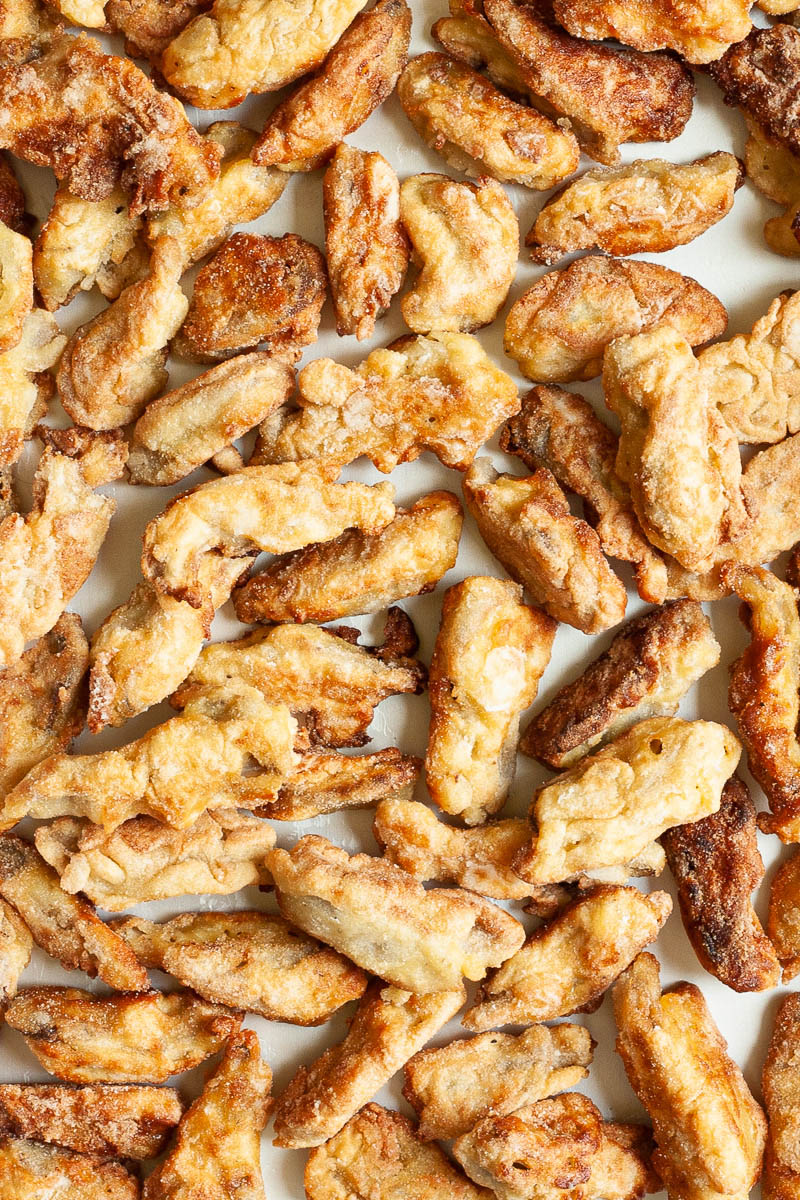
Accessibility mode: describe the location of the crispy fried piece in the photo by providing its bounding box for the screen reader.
[141,463,395,608]
[0,898,30,1015]
[403,1023,594,1141]
[730,432,800,573]
[5,986,241,1083]
[234,491,462,624]
[0,1138,138,1200]
[769,849,800,981]
[57,237,188,430]
[106,0,211,62]
[613,952,767,1200]
[399,173,517,334]
[254,747,421,820]
[482,0,693,166]
[0,33,220,213]
[514,717,740,885]
[46,0,108,28]
[267,834,525,993]
[0,1083,183,1158]
[173,233,325,365]
[713,25,800,160]
[552,0,751,64]
[743,118,800,258]
[1,685,296,832]
[662,775,780,992]
[273,981,464,1148]
[425,576,555,824]
[762,993,800,1200]
[432,0,539,101]
[463,459,627,634]
[128,354,293,486]
[162,0,368,107]
[0,834,148,990]
[0,0,62,68]
[464,885,671,1031]
[255,333,519,473]
[0,308,65,466]
[323,143,408,340]
[142,1030,270,1200]
[34,809,275,911]
[113,911,367,1025]
[0,221,30,354]
[398,52,579,188]
[305,1103,495,1200]
[522,600,720,770]
[760,0,800,10]
[504,257,726,384]
[527,153,743,264]
[0,153,28,233]
[252,0,410,172]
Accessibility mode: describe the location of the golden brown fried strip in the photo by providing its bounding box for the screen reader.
[514,718,740,885]
[403,1023,594,1141]
[552,0,751,64]
[768,850,800,981]
[713,25,800,160]
[522,600,720,770]
[106,0,211,62]
[0,898,30,1016]
[527,153,743,264]
[432,0,535,108]
[0,0,62,68]
[5,986,241,1083]
[0,221,31,355]
[233,492,462,625]
[425,575,555,824]
[762,994,800,1200]
[34,809,275,911]
[0,308,65,466]
[0,1138,139,1200]
[0,33,220,212]
[113,911,367,1025]
[743,118,800,259]
[272,981,464,1148]
[463,459,627,634]
[254,747,421,820]
[662,775,780,992]
[267,834,525,993]
[305,1103,495,1200]
[504,257,727,384]
[613,952,767,1200]
[397,52,579,188]
[0,1083,183,1158]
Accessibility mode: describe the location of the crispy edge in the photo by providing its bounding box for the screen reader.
[767,848,800,982]
[254,748,422,820]
[762,992,800,1196]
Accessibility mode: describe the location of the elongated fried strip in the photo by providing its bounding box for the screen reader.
[768,848,800,981]
[5,986,241,1083]
[0,1083,183,1158]
[762,994,800,1200]
[113,911,367,1025]
[552,0,752,65]
[0,221,31,355]
[34,809,275,911]
[254,747,421,820]
[521,600,720,769]
[267,835,524,993]
[273,981,464,1149]
[234,491,462,625]
[143,1030,271,1200]
[0,898,30,1015]
[613,953,767,1200]
[0,307,65,467]
[0,1138,139,1200]
[403,1023,594,1141]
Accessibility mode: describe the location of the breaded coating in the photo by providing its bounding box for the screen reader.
[514,717,740,885]
[254,747,421,820]
[0,834,148,991]
[34,809,275,911]
[0,1083,183,1158]
[522,600,720,770]
[742,117,800,258]
[662,775,780,992]
[46,0,108,28]
[57,236,188,430]
[482,0,693,166]
[305,1103,495,1200]
[0,898,31,1015]
[0,1138,139,1200]
[255,333,519,473]
[729,432,800,574]
[399,172,518,334]
[463,459,627,634]
[552,0,751,64]
[141,463,395,609]
[5,986,241,1083]
[0,221,31,354]
[762,994,800,1200]
[272,981,464,1148]
[0,0,62,68]
[267,834,525,993]
[432,0,539,100]
[527,153,743,264]
[161,0,368,108]
[323,144,408,340]
[173,232,326,364]
[374,800,531,899]
[0,33,220,213]
[113,911,367,1025]
[768,849,800,980]
[398,53,579,188]
[1,685,297,832]
[504,257,727,384]
[613,952,767,1200]
[403,1023,594,1141]
[464,885,671,1031]
[233,491,462,625]
[0,153,28,233]
[713,25,800,160]
[128,353,294,486]
[252,0,410,172]
[425,576,555,824]
[106,0,212,62]
[0,308,65,466]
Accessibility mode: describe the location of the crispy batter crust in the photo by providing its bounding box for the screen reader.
[255,747,421,820]
[762,994,800,1200]
[743,119,800,259]
[0,1137,139,1200]
[432,0,538,107]
[0,222,30,355]
[0,898,31,1014]
[105,0,212,62]
[0,0,62,69]
[552,0,751,64]
[0,308,65,467]
[768,849,800,981]
[713,25,800,159]
[0,153,28,233]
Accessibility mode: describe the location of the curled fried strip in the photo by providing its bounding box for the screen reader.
[762,994,800,1200]
[552,0,751,64]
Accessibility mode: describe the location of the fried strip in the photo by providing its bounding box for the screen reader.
[432,0,541,106]
[552,0,751,64]
[254,747,421,820]
[0,898,30,1016]
[768,849,800,981]
[713,25,800,158]
[0,221,31,355]
[0,307,65,467]
[743,118,800,259]
[762,994,800,1200]
[0,152,29,233]
[0,1138,139,1200]
[105,0,212,62]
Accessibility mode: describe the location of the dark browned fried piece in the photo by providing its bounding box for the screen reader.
[254,747,422,820]
[762,993,800,1200]
[0,153,28,233]
[712,24,800,159]
[105,0,212,63]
